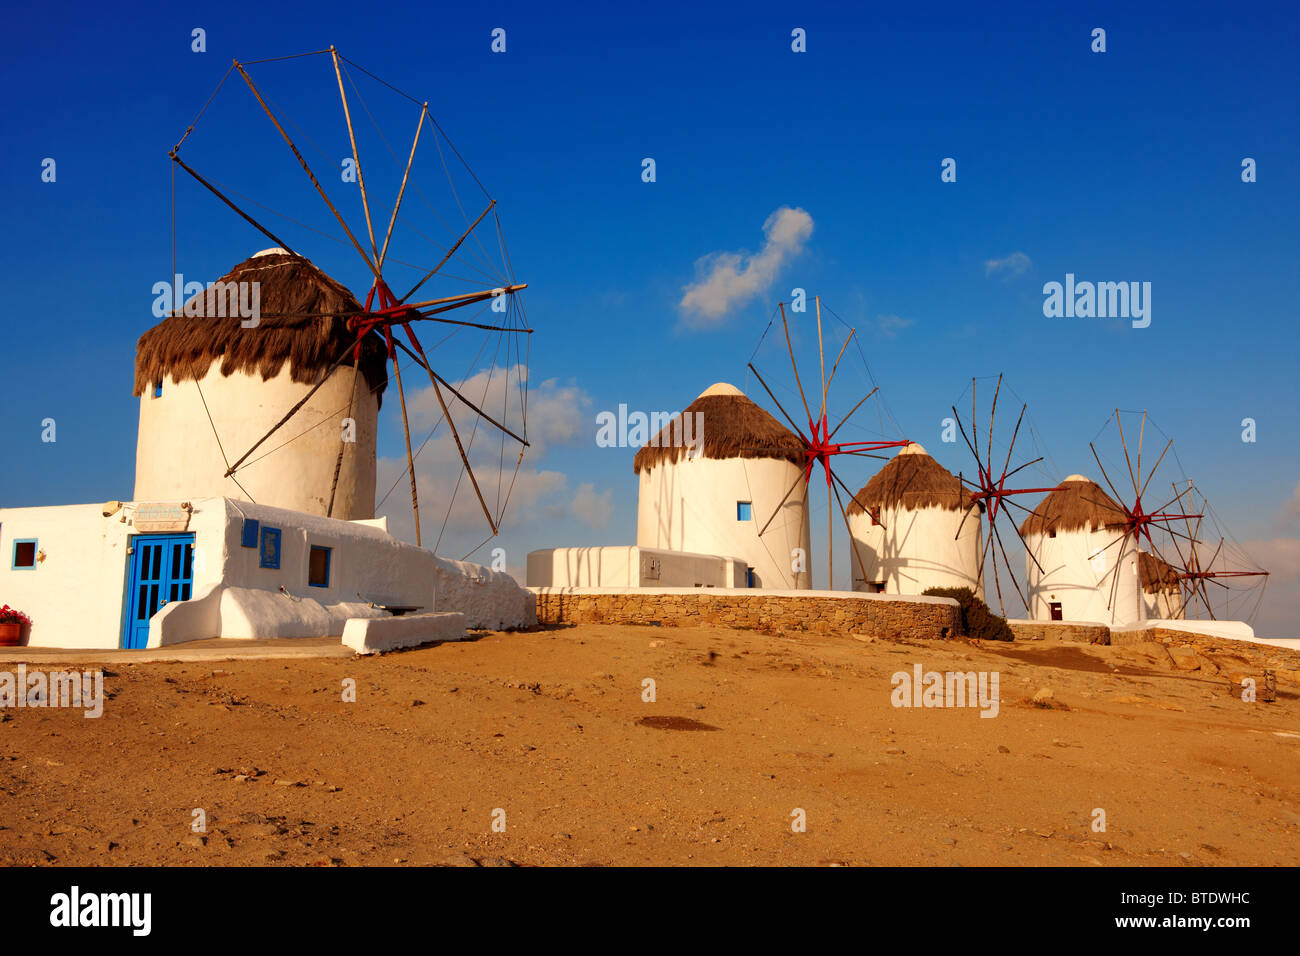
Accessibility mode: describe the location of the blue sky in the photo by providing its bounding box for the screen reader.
[1,1,1297,634]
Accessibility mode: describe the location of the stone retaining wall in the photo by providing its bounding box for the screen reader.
[532,589,961,641]
[1008,620,1110,644]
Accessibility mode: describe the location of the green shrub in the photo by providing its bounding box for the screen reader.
[922,586,1014,642]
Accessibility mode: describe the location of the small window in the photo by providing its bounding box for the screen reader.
[736,501,752,521]
[1049,602,1063,621]
[153,381,163,398]
[308,546,331,588]
[1048,529,1057,539]
[12,539,38,570]
[259,527,281,569]
[241,518,260,549]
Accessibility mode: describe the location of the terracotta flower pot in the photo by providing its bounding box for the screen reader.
[0,622,21,646]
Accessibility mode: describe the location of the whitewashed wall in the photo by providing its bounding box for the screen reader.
[1025,527,1142,626]
[1142,586,1183,620]
[636,456,810,589]
[133,359,379,520]
[526,545,746,588]
[433,556,538,630]
[847,504,983,598]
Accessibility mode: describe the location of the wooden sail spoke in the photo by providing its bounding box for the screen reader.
[757,469,809,537]
[331,47,380,267]
[378,103,428,270]
[400,199,497,304]
[779,302,815,426]
[746,363,810,443]
[233,60,380,281]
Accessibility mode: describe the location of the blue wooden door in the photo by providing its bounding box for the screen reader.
[123,534,195,649]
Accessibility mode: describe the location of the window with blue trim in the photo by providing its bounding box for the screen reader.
[153,381,163,398]
[736,501,752,521]
[241,518,260,548]
[259,527,281,569]
[308,546,331,588]
[11,539,38,570]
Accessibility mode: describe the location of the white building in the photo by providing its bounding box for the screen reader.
[0,249,535,650]
[846,443,983,597]
[1020,475,1141,626]
[634,383,811,589]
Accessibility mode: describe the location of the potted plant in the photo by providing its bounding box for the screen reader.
[0,605,31,646]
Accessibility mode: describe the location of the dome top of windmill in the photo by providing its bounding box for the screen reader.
[1018,475,1128,537]
[632,383,805,474]
[133,251,389,404]
[847,443,976,515]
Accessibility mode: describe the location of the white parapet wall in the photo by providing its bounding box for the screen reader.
[342,612,467,655]
[434,557,538,629]
[526,545,747,589]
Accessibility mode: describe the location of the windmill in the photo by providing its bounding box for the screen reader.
[1163,481,1270,622]
[744,296,910,588]
[167,47,530,558]
[1086,410,1207,621]
[948,374,1060,615]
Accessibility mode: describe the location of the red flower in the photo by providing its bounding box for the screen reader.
[0,605,32,626]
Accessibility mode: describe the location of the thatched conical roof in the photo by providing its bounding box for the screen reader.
[632,382,805,474]
[1139,551,1180,593]
[846,443,977,515]
[1018,475,1129,537]
[134,250,389,405]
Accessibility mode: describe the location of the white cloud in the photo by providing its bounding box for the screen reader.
[1284,480,1300,525]
[984,251,1032,277]
[876,314,915,339]
[679,206,814,325]
[376,367,594,557]
[571,482,613,529]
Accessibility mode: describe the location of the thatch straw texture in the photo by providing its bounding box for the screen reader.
[134,253,389,404]
[1018,477,1129,537]
[1139,551,1181,593]
[632,392,805,473]
[846,446,977,515]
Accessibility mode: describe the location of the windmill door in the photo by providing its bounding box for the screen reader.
[123,534,195,649]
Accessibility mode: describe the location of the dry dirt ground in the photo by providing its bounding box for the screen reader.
[1,624,1298,867]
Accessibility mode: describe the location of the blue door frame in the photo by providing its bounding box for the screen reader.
[122,534,195,649]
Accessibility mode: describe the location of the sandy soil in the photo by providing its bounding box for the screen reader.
[1,624,1297,866]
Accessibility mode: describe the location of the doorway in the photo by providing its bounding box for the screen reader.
[122,534,195,649]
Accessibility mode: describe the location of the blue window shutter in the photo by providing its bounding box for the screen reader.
[241,518,260,548]
[259,527,281,569]
[737,501,752,521]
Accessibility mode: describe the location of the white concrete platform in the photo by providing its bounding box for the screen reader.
[341,612,468,655]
